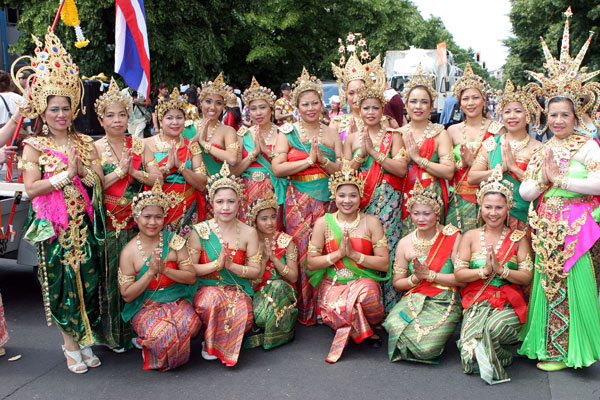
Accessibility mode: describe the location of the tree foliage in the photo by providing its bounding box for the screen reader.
[504,0,600,86]
[0,0,495,92]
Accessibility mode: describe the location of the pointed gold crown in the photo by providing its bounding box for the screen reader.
[247,191,279,226]
[207,161,245,201]
[453,63,490,99]
[291,67,323,105]
[94,77,132,118]
[11,27,84,119]
[242,76,277,108]
[476,165,514,207]
[199,72,232,102]
[328,160,365,199]
[523,7,600,126]
[331,33,382,107]
[497,79,538,123]
[354,60,387,106]
[403,63,438,102]
[156,87,188,120]
[132,180,171,217]
[405,179,443,215]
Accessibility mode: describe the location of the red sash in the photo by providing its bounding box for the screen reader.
[460,231,528,323]
[451,131,494,204]
[147,261,178,290]
[157,138,191,178]
[287,147,327,176]
[405,229,460,298]
[402,137,449,218]
[256,232,296,290]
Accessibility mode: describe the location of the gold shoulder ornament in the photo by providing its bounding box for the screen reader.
[169,234,186,251]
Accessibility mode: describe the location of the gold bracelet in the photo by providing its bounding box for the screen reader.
[535,180,549,192]
[353,154,366,164]
[419,158,430,169]
[114,166,126,179]
[500,267,510,279]
[248,152,258,162]
[357,253,365,265]
[426,270,437,282]
[478,267,487,280]
[326,253,333,265]
[306,157,315,167]
[281,264,289,277]
[240,265,248,278]
[82,167,96,187]
[375,152,386,165]
[49,171,70,190]
[204,142,213,153]
[408,274,418,287]
[213,259,222,271]
[321,157,330,167]
[142,171,149,180]
[10,115,18,125]
[178,162,186,172]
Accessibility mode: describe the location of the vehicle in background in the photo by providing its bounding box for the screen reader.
[321,80,339,111]
[0,183,37,271]
[383,47,462,122]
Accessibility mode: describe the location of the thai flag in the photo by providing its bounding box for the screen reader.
[114,0,150,99]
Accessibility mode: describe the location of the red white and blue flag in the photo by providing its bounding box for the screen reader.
[114,0,150,99]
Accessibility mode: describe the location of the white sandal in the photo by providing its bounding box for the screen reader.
[201,342,217,361]
[80,346,101,368]
[61,345,88,374]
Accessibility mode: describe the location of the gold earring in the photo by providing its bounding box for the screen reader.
[42,122,49,135]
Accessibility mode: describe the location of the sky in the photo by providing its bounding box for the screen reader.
[416,0,513,71]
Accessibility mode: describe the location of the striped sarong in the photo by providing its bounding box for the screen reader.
[193,285,253,366]
[457,300,521,384]
[131,299,201,371]
[317,275,384,363]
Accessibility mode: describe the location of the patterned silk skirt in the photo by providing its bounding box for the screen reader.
[131,299,201,371]
[316,275,384,363]
[193,285,253,367]
[0,293,8,347]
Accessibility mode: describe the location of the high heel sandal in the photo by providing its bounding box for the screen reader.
[61,345,88,374]
[80,346,101,368]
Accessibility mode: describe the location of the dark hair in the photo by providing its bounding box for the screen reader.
[406,85,433,104]
[296,89,321,107]
[184,87,198,106]
[0,70,10,92]
[547,96,576,115]
[153,82,168,99]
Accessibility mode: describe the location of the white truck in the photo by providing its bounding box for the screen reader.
[383,47,462,119]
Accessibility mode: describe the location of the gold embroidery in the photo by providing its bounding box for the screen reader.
[193,221,210,240]
[131,137,144,155]
[487,120,504,134]
[279,122,294,134]
[277,232,293,249]
[442,224,460,236]
[190,142,202,156]
[518,253,534,271]
[169,234,186,251]
[247,251,262,264]
[236,126,249,137]
[482,136,497,152]
[510,229,526,242]
[287,245,298,261]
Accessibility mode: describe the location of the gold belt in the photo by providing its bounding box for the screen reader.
[431,283,456,291]
[290,173,327,182]
[105,194,132,207]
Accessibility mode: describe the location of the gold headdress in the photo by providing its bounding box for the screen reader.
[331,33,382,108]
[403,63,438,102]
[476,165,514,207]
[453,63,490,99]
[523,7,600,128]
[94,77,132,118]
[497,79,538,123]
[156,87,187,121]
[242,76,277,108]
[246,191,279,226]
[132,180,170,217]
[199,72,232,102]
[328,161,365,199]
[291,67,323,105]
[207,162,245,201]
[11,27,84,119]
[405,179,443,215]
[354,60,387,106]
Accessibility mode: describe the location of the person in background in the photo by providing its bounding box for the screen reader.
[274,83,295,125]
[122,86,148,139]
[328,95,343,121]
[383,85,406,129]
[151,83,169,135]
[439,92,460,128]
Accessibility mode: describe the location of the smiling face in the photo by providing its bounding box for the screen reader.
[346,79,364,112]
[335,184,361,215]
[255,208,277,235]
[248,99,272,126]
[297,90,322,123]
[460,88,485,118]
[410,203,438,232]
[360,98,383,127]
[406,86,432,122]
[547,98,577,140]
[201,94,225,121]
[43,96,72,134]
[99,103,128,136]
[502,101,527,134]
[134,205,166,237]
[212,188,239,223]
[480,193,508,229]
[161,108,185,137]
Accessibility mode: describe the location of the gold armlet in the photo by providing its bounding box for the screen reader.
[281,264,290,277]
[353,154,366,164]
[518,254,534,271]
[392,259,408,275]
[227,142,240,151]
[440,153,453,162]
[18,159,40,170]
[454,258,469,269]
[373,235,388,248]
[118,268,135,286]
[287,246,298,261]
[308,244,322,254]
[180,256,193,268]
[392,148,408,161]
[90,158,102,166]
[147,159,158,167]
[247,251,262,265]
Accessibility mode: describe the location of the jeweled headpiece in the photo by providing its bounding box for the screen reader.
[497,79,538,124]
[199,72,232,102]
[403,63,438,102]
[328,161,365,199]
[11,27,84,119]
[247,191,279,227]
[242,76,277,108]
[523,7,600,129]
[94,77,132,118]
[355,60,387,106]
[207,162,245,201]
[132,180,170,217]
[405,179,443,215]
[291,67,323,105]
[156,87,187,121]
[476,165,514,207]
[453,63,490,99]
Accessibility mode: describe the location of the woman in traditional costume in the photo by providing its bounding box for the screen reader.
[518,8,600,371]
[0,293,8,357]
[244,192,298,349]
[307,164,389,363]
[400,65,454,236]
[272,67,342,326]
[93,78,162,351]
[344,61,407,310]
[144,88,206,236]
[383,181,462,364]
[17,29,105,373]
[455,168,533,384]
[468,80,541,231]
[119,182,200,371]
[232,77,288,229]
[446,63,504,232]
[188,162,261,366]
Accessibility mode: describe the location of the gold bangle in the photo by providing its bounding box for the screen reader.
[353,154,366,164]
[408,274,418,287]
[357,253,365,265]
[306,157,314,167]
[321,157,330,167]
[178,162,186,172]
[419,158,430,169]
[142,171,149,179]
[204,142,213,153]
[248,152,258,162]
[240,265,248,278]
[500,267,510,279]
[375,152,386,165]
[478,267,487,280]
[281,264,289,277]
[326,253,333,265]
[10,115,18,125]
[213,259,222,271]
[82,167,96,187]
[426,270,437,282]
[114,166,126,179]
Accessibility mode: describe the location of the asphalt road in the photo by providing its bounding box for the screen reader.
[0,264,598,400]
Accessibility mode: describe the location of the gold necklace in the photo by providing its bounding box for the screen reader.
[461,118,487,146]
[155,134,183,152]
[408,121,435,148]
[359,121,385,148]
[206,121,221,143]
[298,119,323,143]
[102,135,127,165]
[213,219,240,255]
[51,134,73,154]
[479,225,508,256]
[503,134,530,154]
[411,225,441,256]
[136,232,164,265]
[334,211,361,233]
[260,123,277,147]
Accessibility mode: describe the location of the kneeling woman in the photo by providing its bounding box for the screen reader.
[188,163,261,366]
[455,168,533,384]
[307,165,390,363]
[244,192,299,350]
[119,182,201,371]
[383,181,462,364]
